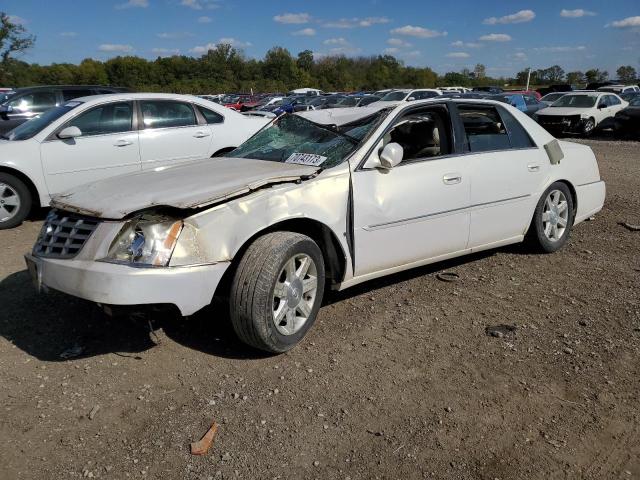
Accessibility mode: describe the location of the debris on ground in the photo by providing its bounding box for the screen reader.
[485,324,517,338]
[190,421,220,456]
[619,221,640,232]
[436,272,460,282]
[88,405,100,420]
[59,344,84,359]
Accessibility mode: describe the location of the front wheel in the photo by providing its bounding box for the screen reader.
[527,182,574,253]
[229,231,325,353]
[582,118,596,137]
[0,173,32,230]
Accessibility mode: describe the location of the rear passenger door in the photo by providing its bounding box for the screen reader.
[138,99,213,169]
[454,103,549,249]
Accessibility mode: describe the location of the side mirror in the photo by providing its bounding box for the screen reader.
[598,103,606,109]
[407,97,416,102]
[379,142,403,169]
[57,126,82,139]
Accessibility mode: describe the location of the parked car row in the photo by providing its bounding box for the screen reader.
[21,96,605,353]
[0,93,269,228]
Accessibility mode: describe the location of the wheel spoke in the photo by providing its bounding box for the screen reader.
[552,192,560,206]
[557,201,567,214]
[274,304,287,323]
[297,256,311,279]
[2,195,18,207]
[273,282,287,299]
[297,300,311,318]
[285,257,297,280]
[302,276,317,294]
[544,198,552,210]
[541,211,551,222]
[285,309,296,335]
[0,205,9,221]
[557,217,567,228]
[551,224,559,239]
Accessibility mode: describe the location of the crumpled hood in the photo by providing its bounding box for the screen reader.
[51,156,319,219]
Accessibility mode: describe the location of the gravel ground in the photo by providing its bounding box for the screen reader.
[1,138,639,480]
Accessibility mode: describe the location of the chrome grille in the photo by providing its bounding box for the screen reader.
[33,209,99,259]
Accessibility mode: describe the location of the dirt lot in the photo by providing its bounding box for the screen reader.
[1,137,639,480]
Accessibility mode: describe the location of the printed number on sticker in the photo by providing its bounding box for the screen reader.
[285,153,327,166]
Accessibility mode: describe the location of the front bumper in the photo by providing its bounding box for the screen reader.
[537,116,586,134]
[24,254,230,316]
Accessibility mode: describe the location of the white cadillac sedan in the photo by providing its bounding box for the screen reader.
[0,93,269,229]
[26,99,606,353]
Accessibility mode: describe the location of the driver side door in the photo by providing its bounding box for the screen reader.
[351,105,471,277]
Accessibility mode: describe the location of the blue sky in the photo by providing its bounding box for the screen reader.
[4,0,640,76]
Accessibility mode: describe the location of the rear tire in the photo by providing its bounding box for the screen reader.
[527,182,574,253]
[0,173,32,230]
[229,231,325,353]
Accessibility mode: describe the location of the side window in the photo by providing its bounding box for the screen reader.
[385,107,452,162]
[458,105,510,152]
[496,106,535,149]
[197,105,224,124]
[64,102,133,136]
[597,96,608,108]
[9,91,57,113]
[608,95,621,106]
[62,89,93,101]
[524,95,538,106]
[140,100,196,129]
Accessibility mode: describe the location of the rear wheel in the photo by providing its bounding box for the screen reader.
[0,173,32,230]
[229,231,325,353]
[527,182,574,253]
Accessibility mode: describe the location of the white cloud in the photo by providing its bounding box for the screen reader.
[383,47,400,54]
[451,40,482,48]
[322,17,390,28]
[60,31,78,37]
[512,52,527,60]
[99,44,134,53]
[292,28,316,36]
[218,37,251,48]
[560,9,596,18]
[327,46,362,55]
[157,32,193,39]
[190,38,251,54]
[387,38,412,47]
[152,47,180,56]
[197,16,212,23]
[7,15,27,24]
[479,33,512,42]
[323,37,349,46]
[447,52,470,58]
[390,25,447,38]
[402,50,421,58]
[273,13,310,24]
[115,0,148,9]
[483,10,535,25]
[607,16,640,28]
[180,0,219,10]
[533,45,586,52]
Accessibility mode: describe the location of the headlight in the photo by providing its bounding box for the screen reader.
[103,214,183,267]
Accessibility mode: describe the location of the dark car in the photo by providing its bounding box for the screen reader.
[613,96,640,139]
[492,93,545,117]
[356,95,381,107]
[536,84,576,98]
[0,85,128,134]
[472,86,504,95]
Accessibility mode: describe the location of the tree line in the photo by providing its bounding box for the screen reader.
[0,12,637,94]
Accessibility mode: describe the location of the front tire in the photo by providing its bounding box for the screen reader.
[229,231,325,353]
[582,118,596,137]
[527,182,574,253]
[0,173,32,230]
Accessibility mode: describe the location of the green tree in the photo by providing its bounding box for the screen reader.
[473,63,486,79]
[585,69,608,83]
[565,71,585,85]
[297,50,313,72]
[0,12,36,83]
[616,65,637,83]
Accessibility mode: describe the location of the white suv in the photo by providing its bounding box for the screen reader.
[0,93,269,228]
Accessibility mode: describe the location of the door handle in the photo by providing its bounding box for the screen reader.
[114,139,133,147]
[193,131,211,138]
[443,174,462,185]
[527,164,540,172]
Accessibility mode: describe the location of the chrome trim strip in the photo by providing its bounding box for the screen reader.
[364,194,530,231]
[576,180,603,188]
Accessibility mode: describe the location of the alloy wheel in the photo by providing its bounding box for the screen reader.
[542,189,569,242]
[272,253,318,336]
[0,183,21,223]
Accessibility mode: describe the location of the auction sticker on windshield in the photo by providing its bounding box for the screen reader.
[284,153,327,166]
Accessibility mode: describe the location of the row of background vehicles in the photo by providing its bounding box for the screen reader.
[0,80,637,230]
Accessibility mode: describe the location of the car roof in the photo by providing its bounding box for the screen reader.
[13,85,124,93]
[72,92,219,104]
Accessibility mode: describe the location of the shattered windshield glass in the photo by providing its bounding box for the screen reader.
[229,111,386,168]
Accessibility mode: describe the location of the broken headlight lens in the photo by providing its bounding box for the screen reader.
[104,214,183,267]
